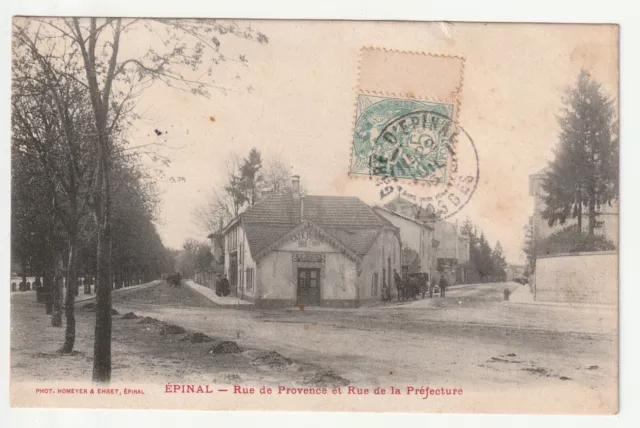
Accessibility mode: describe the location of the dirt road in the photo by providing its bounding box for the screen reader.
[11,281,617,411]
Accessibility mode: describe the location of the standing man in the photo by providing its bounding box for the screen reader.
[215,274,222,296]
[220,274,230,297]
[439,274,448,298]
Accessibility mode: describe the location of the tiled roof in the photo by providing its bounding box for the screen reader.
[242,223,294,258]
[240,194,301,224]
[234,193,396,259]
[303,196,385,227]
[372,206,435,230]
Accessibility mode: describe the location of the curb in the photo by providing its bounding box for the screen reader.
[74,280,162,305]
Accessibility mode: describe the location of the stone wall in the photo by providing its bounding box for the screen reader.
[534,251,617,305]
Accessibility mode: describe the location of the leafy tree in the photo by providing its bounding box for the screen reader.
[542,70,618,235]
[537,224,616,255]
[239,148,263,206]
[225,148,264,208]
[476,233,494,281]
[491,241,507,281]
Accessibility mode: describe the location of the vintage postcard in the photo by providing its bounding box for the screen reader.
[9,19,619,414]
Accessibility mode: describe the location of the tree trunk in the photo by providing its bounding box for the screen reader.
[588,194,597,236]
[43,259,54,314]
[92,159,113,383]
[21,256,28,292]
[576,194,583,233]
[61,235,77,353]
[51,254,63,327]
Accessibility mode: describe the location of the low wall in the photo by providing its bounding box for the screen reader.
[534,251,617,305]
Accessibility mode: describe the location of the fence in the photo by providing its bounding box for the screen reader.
[193,271,217,289]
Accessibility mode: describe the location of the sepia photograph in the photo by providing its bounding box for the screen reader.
[8,17,619,414]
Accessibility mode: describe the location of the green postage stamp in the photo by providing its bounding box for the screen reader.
[349,93,456,184]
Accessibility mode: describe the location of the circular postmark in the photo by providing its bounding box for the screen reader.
[375,122,479,221]
[369,109,455,184]
[349,94,478,221]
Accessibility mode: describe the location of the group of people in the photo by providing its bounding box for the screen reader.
[386,271,449,302]
[424,275,449,298]
[215,273,230,297]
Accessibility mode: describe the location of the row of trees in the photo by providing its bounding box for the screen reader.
[175,239,215,279]
[461,220,507,282]
[12,17,268,383]
[11,24,175,355]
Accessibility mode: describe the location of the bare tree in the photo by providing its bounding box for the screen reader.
[263,156,291,195]
[13,17,268,383]
[262,155,306,196]
[11,38,97,346]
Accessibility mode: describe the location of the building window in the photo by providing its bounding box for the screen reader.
[228,226,239,251]
[239,242,244,266]
[239,268,244,290]
[246,268,254,292]
[382,268,386,287]
[372,272,379,296]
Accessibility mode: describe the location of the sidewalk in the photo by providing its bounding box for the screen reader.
[73,280,162,305]
[12,280,163,306]
[184,280,253,307]
[506,285,616,310]
[507,285,535,303]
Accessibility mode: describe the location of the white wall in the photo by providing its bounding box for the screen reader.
[374,209,431,274]
[237,228,257,298]
[358,229,402,301]
[258,251,295,300]
[535,251,617,305]
[323,254,357,300]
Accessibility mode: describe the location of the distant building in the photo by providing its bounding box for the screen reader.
[375,195,470,285]
[433,220,470,285]
[372,205,437,281]
[220,176,401,308]
[504,265,525,281]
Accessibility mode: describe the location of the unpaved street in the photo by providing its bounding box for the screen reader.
[11,281,616,406]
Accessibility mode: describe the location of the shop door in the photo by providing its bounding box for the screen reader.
[297,268,320,306]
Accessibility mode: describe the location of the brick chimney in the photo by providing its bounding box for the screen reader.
[292,175,300,200]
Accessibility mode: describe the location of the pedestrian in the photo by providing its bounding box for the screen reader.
[439,274,448,298]
[420,274,427,299]
[220,274,230,297]
[215,274,222,296]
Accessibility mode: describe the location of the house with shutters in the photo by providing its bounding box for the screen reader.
[220,176,402,308]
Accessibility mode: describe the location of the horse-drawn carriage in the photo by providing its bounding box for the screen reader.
[165,272,182,287]
[394,272,429,301]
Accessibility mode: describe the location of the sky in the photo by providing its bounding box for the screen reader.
[119,21,618,264]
